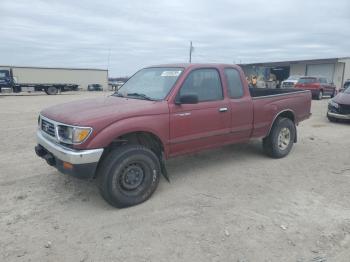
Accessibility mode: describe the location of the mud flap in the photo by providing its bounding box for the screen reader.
[160,153,170,182]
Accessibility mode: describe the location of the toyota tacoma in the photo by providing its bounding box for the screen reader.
[35,64,312,207]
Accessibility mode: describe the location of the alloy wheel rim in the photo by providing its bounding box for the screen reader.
[278,127,291,150]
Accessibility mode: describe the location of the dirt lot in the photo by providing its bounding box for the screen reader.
[0,92,349,262]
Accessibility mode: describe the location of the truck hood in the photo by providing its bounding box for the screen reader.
[333,92,350,105]
[283,80,298,83]
[41,96,169,129]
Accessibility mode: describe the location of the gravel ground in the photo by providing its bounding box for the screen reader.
[0,92,349,262]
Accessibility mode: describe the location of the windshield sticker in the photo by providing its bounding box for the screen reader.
[161,71,182,77]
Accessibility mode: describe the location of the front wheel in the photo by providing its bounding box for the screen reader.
[262,117,296,158]
[97,145,161,208]
[45,86,58,95]
[327,115,338,122]
[330,90,336,98]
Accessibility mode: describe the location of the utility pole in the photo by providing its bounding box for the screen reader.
[189,41,193,63]
[107,48,111,70]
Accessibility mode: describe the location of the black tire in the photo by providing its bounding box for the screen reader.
[262,117,296,158]
[45,86,58,95]
[316,90,323,100]
[97,145,161,208]
[330,90,335,98]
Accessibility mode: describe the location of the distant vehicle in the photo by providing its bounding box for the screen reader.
[87,84,103,91]
[109,79,127,91]
[281,75,302,88]
[294,76,336,100]
[327,85,350,122]
[115,81,125,89]
[340,79,350,92]
[35,63,312,208]
[0,68,79,95]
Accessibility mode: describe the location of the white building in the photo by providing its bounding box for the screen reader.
[241,57,350,90]
[0,65,108,90]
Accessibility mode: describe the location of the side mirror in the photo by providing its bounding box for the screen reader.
[176,94,198,104]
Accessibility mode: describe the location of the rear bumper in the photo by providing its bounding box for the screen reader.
[35,131,104,178]
[305,89,320,96]
[327,111,350,120]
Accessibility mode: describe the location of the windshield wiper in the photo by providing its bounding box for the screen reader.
[126,93,155,101]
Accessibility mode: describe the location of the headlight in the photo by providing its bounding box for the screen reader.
[57,125,92,144]
[328,100,339,108]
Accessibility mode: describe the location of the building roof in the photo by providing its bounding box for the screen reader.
[0,65,108,71]
[240,57,350,67]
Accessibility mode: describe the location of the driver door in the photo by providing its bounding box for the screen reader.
[169,68,231,156]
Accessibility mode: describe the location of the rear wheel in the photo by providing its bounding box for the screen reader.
[317,90,323,100]
[262,117,296,158]
[45,86,58,95]
[97,145,161,208]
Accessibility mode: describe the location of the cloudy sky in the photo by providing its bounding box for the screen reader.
[1,0,349,76]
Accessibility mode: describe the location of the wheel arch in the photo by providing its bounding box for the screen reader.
[266,109,297,142]
[95,130,167,179]
[102,130,165,160]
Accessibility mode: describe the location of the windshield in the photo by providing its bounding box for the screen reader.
[287,75,300,80]
[0,71,9,79]
[298,78,316,84]
[345,86,350,94]
[117,67,183,100]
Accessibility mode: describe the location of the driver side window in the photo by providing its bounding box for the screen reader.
[179,69,223,102]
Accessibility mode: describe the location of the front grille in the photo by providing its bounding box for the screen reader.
[339,104,350,115]
[282,82,295,88]
[41,119,56,137]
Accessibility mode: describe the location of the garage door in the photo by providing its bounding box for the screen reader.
[306,64,335,82]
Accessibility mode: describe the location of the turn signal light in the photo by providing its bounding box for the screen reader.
[63,162,73,169]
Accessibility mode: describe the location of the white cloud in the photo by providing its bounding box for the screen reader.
[0,0,349,76]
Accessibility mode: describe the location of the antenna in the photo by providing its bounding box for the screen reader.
[189,41,193,63]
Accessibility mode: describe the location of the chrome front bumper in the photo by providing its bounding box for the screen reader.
[36,130,104,164]
[327,112,350,120]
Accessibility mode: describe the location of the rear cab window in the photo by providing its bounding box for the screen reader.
[224,68,244,98]
[319,78,327,84]
[298,77,317,84]
[179,68,223,102]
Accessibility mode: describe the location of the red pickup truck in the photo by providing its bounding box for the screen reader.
[295,76,336,100]
[35,64,311,207]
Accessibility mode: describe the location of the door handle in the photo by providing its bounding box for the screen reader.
[219,107,228,112]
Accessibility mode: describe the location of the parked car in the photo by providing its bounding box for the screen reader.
[340,79,350,92]
[109,80,125,91]
[281,75,302,88]
[87,84,103,91]
[294,76,336,100]
[327,85,350,122]
[35,63,311,208]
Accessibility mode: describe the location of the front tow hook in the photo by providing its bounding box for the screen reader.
[35,145,56,166]
[35,145,47,157]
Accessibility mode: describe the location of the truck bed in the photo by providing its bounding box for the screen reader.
[249,87,312,139]
[249,87,307,98]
